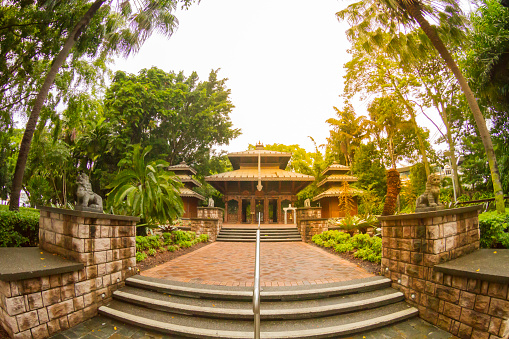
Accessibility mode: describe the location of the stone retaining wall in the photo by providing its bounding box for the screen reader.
[296,207,322,220]
[197,207,224,220]
[296,207,326,242]
[379,206,509,339]
[0,207,138,339]
[190,207,223,242]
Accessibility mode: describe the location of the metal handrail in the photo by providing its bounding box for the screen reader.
[253,213,261,339]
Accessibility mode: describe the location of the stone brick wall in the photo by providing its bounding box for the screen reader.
[296,207,326,242]
[297,219,328,243]
[190,207,224,242]
[197,207,224,220]
[0,207,138,339]
[296,207,322,220]
[188,219,222,242]
[379,206,509,339]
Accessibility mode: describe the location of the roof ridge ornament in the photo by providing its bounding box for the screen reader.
[255,142,264,150]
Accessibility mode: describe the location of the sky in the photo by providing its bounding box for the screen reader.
[112,0,445,155]
[112,0,353,153]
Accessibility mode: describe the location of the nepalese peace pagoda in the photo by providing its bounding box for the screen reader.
[198,143,360,224]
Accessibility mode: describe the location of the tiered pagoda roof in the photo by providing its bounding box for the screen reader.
[205,144,314,192]
[168,162,205,201]
[313,163,362,201]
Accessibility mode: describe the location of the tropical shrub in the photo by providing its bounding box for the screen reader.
[313,230,382,263]
[147,248,157,256]
[162,232,173,245]
[146,235,162,249]
[179,240,192,248]
[198,234,209,242]
[167,245,177,252]
[479,210,509,248]
[0,207,39,247]
[135,236,150,251]
[136,252,147,262]
[107,145,184,228]
[326,215,379,235]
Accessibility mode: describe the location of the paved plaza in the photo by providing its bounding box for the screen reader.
[141,241,373,286]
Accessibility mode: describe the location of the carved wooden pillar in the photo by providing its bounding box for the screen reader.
[224,199,229,224]
[263,197,269,224]
[238,198,242,224]
[277,198,281,224]
[251,197,256,224]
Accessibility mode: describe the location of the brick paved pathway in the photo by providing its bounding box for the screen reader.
[142,241,373,286]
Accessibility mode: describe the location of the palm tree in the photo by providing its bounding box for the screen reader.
[327,104,369,166]
[107,145,183,227]
[337,0,505,213]
[367,95,413,169]
[9,0,192,211]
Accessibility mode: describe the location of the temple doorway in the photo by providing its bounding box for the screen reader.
[269,199,278,223]
[227,199,239,223]
[255,199,264,223]
[241,200,251,223]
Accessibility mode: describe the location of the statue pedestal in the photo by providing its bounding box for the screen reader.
[75,205,103,213]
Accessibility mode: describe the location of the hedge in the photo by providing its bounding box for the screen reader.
[0,206,40,247]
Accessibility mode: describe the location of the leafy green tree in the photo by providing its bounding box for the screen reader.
[9,0,195,211]
[261,141,330,206]
[343,38,432,175]
[351,142,387,199]
[107,145,183,227]
[103,67,240,168]
[465,0,509,114]
[337,0,505,212]
[367,95,414,169]
[326,103,369,166]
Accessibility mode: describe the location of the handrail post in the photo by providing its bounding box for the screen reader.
[253,212,261,339]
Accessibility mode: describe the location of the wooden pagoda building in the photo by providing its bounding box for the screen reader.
[312,163,362,218]
[205,144,314,224]
[168,162,205,218]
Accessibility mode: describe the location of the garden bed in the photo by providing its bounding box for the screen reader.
[313,243,382,275]
[137,241,210,271]
[312,230,382,276]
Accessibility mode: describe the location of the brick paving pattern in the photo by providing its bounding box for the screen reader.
[142,241,373,286]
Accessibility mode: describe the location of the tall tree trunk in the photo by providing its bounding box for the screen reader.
[9,0,105,211]
[419,73,463,197]
[406,2,505,213]
[439,100,463,197]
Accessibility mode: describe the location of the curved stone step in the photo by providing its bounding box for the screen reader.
[113,286,404,320]
[221,228,298,231]
[126,275,392,301]
[216,238,302,242]
[99,300,418,339]
[217,232,300,236]
[216,235,301,239]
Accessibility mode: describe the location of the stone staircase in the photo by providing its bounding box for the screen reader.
[98,275,418,338]
[216,227,302,242]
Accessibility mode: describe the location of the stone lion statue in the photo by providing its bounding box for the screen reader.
[415,174,443,212]
[304,198,311,207]
[76,173,103,213]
